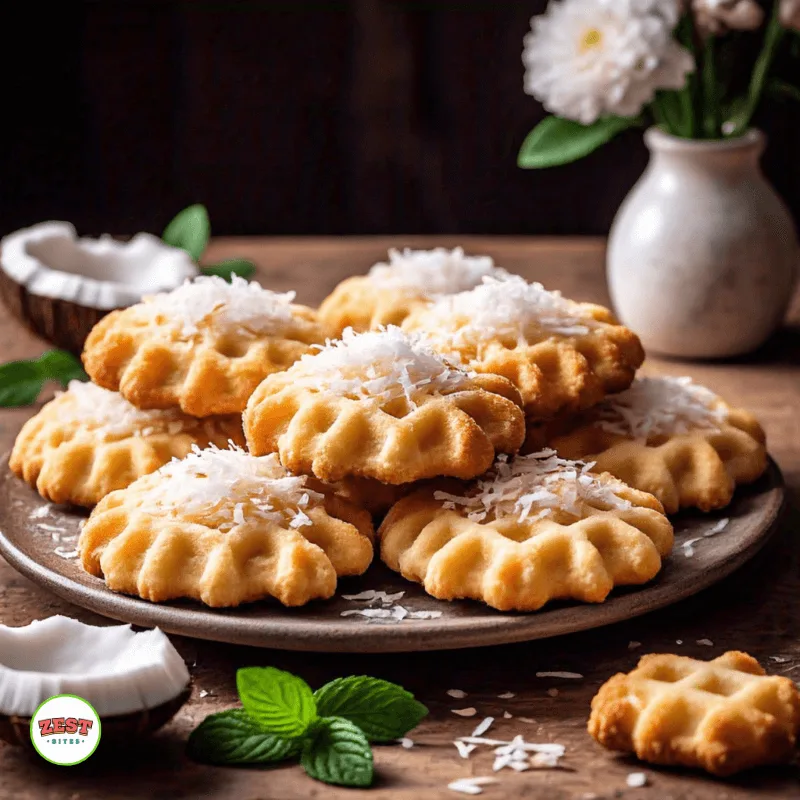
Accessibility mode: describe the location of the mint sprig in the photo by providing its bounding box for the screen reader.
[162,204,256,281]
[188,667,428,788]
[314,676,428,742]
[0,350,87,408]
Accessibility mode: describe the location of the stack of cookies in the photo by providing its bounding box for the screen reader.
[9,250,768,612]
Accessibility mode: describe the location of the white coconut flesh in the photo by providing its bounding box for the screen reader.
[0,616,190,717]
[0,221,198,309]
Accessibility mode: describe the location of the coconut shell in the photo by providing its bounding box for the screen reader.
[0,268,109,356]
[0,686,192,747]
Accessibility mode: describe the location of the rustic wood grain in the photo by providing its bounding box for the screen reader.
[0,238,798,799]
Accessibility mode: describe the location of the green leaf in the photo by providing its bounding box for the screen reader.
[200,258,257,281]
[314,676,427,742]
[300,717,373,788]
[518,115,640,169]
[237,667,317,739]
[0,350,87,408]
[187,709,300,766]
[162,204,210,261]
[768,78,800,104]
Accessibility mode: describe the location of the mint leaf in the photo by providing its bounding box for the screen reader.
[201,258,256,281]
[162,204,210,261]
[187,709,299,765]
[237,667,316,739]
[314,676,427,742]
[301,717,373,788]
[518,115,640,169]
[0,350,87,408]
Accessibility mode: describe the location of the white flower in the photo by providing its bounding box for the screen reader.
[522,0,695,125]
[780,0,800,30]
[693,0,764,37]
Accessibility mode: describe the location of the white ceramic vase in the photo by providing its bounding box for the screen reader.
[608,128,799,358]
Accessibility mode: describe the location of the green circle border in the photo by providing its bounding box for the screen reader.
[29,694,102,766]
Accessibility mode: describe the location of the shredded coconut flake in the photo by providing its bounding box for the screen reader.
[594,377,728,439]
[58,380,198,437]
[368,247,505,297]
[452,707,478,717]
[626,772,648,788]
[144,275,296,337]
[138,445,321,531]
[498,692,515,699]
[447,689,468,699]
[398,737,414,749]
[421,275,597,351]
[628,641,642,650]
[434,449,632,523]
[454,741,476,759]
[535,671,583,680]
[471,717,494,738]
[296,326,472,407]
[447,777,499,795]
[697,639,714,647]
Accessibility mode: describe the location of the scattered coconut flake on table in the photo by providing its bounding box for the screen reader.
[503,711,513,719]
[594,377,728,439]
[546,689,559,697]
[29,505,53,520]
[626,772,648,788]
[368,247,505,297]
[676,640,683,645]
[447,689,468,699]
[447,777,499,796]
[697,639,714,646]
[36,523,68,533]
[682,518,730,558]
[535,671,583,679]
[407,610,443,620]
[455,741,476,759]
[341,589,406,605]
[498,691,515,699]
[454,734,566,774]
[434,449,633,524]
[770,656,790,664]
[629,641,642,650]
[471,717,494,738]
[296,326,473,408]
[398,737,414,749]
[452,707,478,718]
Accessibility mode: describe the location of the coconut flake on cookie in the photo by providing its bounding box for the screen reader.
[420,275,598,348]
[295,326,474,406]
[594,376,729,439]
[137,445,323,531]
[60,380,192,437]
[367,247,506,296]
[434,449,633,523]
[143,275,297,337]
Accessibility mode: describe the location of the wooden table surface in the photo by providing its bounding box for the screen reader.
[0,237,798,800]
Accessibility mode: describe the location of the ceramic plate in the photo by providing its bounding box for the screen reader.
[0,459,785,652]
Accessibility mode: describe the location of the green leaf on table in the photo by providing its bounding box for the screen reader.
[0,350,87,408]
[237,667,317,739]
[314,676,427,742]
[187,709,300,765]
[300,717,373,788]
[162,204,210,261]
[200,258,257,281]
[518,115,640,169]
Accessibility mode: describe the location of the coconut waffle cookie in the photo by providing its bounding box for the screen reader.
[9,380,244,507]
[318,247,507,336]
[589,651,800,776]
[82,276,327,417]
[79,445,374,608]
[527,376,768,513]
[401,275,644,421]
[243,326,526,485]
[379,449,674,611]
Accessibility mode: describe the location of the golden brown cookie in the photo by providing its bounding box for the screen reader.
[379,450,673,611]
[318,247,506,335]
[244,327,526,485]
[83,276,327,417]
[402,275,644,421]
[10,381,243,507]
[588,651,800,776]
[527,377,767,513]
[79,446,374,607]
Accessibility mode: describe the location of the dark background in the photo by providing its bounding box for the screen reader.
[3,0,800,237]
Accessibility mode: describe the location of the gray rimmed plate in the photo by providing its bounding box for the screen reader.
[0,458,785,652]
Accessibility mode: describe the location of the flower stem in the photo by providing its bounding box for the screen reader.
[731,2,785,135]
[676,12,698,138]
[702,38,719,138]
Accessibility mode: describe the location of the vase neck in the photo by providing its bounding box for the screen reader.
[645,128,765,172]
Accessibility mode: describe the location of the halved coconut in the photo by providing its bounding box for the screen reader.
[0,222,197,354]
[0,615,191,745]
